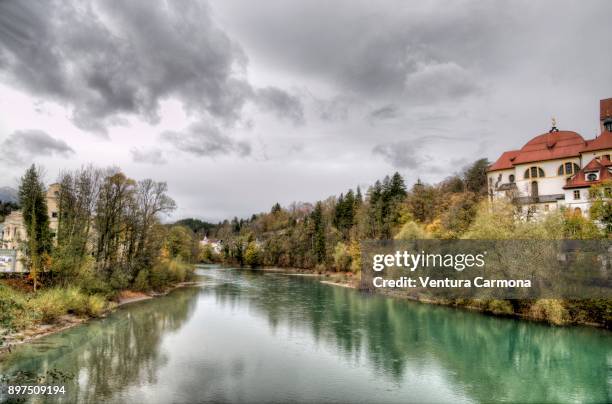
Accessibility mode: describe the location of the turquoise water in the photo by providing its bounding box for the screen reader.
[1,266,610,403]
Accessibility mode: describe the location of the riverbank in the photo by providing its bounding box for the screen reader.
[242,265,610,329]
[0,281,201,357]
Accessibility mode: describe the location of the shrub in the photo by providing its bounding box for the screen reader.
[28,289,69,324]
[134,269,150,291]
[333,242,352,272]
[85,295,107,317]
[529,299,570,325]
[486,299,514,316]
[0,285,33,331]
[394,221,428,240]
[147,258,194,290]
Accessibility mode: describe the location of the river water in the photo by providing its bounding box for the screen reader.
[1,265,611,403]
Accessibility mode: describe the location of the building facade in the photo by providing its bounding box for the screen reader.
[488,98,612,217]
[0,183,60,273]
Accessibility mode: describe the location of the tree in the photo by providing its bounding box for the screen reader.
[271,202,282,214]
[589,181,612,234]
[244,241,261,267]
[332,242,351,271]
[463,158,490,195]
[18,165,52,290]
[166,225,196,262]
[311,202,326,263]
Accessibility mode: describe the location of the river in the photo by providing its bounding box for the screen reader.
[1,265,611,403]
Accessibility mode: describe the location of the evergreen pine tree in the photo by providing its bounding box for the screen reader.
[18,165,52,290]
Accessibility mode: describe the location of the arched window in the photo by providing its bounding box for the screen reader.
[587,173,598,181]
[558,162,580,175]
[524,166,545,179]
[508,174,515,183]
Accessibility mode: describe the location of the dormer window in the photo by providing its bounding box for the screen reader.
[586,172,599,182]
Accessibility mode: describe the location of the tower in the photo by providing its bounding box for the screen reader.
[600,98,612,133]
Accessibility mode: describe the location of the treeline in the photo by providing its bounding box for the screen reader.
[201,158,611,327]
[2,165,202,336]
[205,159,496,269]
[20,164,199,292]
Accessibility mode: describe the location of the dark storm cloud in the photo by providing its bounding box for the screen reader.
[0,130,74,164]
[255,87,304,126]
[130,148,167,165]
[0,0,296,135]
[160,122,251,158]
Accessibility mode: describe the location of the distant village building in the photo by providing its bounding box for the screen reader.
[0,183,60,273]
[200,236,223,254]
[488,98,612,217]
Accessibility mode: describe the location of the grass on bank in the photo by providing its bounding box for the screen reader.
[1,257,195,342]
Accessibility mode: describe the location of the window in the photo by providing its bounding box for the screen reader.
[558,162,580,175]
[587,173,598,181]
[531,181,539,197]
[603,154,610,161]
[524,166,545,179]
[508,174,515,183]
[573,190,580,200]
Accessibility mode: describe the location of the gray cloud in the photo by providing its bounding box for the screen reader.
[369,104,400,121]
[372,135,471,169]
[255,87,304,125]
[0,130,74,164]
[160,122,251,158]
[372,141,427,169]
[0,0,253,134]
[130,148,167,165]
[315,95,353,122]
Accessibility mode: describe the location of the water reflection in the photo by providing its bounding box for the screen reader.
[0,287,199,403]
[0,267,610,403]
[209,269,612,403]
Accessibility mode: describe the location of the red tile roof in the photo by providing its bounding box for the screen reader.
[583,130,612,152]
[564,156,612,189]
[488,150,520,171]
[511,130,586,165]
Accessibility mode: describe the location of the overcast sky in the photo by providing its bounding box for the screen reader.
[0,0,611,221]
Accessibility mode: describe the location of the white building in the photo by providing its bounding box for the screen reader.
[488,98,612,217]
[200,236,223,254]
[0,184,60,273]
